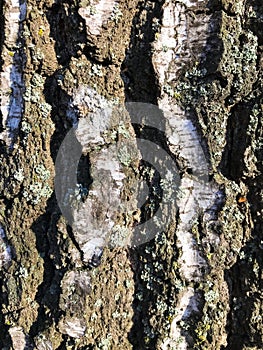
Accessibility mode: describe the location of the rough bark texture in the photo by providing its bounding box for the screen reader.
[0,0,262,349]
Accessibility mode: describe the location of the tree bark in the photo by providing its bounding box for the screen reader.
[0,0,262,349]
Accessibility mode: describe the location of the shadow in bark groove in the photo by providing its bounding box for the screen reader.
[29,195,66,339]
[0,281,12,348]
[0,0,4,134]
[28,76,74,341]
[122,1,168,347]
[222,100,263,349]
[126,0,223,348]
[220,2,263,346]
[219,102,251,180]
[121,0,163,105]
[0,0,4,72]
[47,1,87,66]
[29,1,90,344]
[224,173,263,349]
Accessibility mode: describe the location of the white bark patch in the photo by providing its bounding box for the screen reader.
[162,288,201,350]
[34,335,53,350]
[72,145,126,262]
[0,0,26,146]
[162,99,221,281]
[79,0,118,36]
[66,84,111,126]
[63,86,140,263]
[9,327,27,350]
[159,98,215,283]
[0,225,12,269]
[58,270,90,338]
[59,317,86,338]
[152,0,221,347]
[152,0,211,86]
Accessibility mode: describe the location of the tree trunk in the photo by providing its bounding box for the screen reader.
[0,0,262,349]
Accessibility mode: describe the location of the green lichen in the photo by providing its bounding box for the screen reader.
[31,73,45,88]
[98,334,112,350]
[109,225,130,248]
[24,86,41,103]
[91,64,103,77]
[21,121,32,134]
[87,5,97,15]
[39,102,52,118]
[13,169,24,182]
[35,163,50,181]
[23,182,52,205]
[118,123,130,138]
[117,145,132,167]
[110,4,123,23]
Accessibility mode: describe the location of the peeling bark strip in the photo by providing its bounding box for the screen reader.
[56,86,141,262]
[0,0,26,146]
[0,0,262,349]
[0,225,12,268]
[79,0,121,36]
[150,1,223,348]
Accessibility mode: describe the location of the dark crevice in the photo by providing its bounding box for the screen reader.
[197,10,223,75]
[0,0,4,132]
[221,8,240,18]
[47,1,87,66]
[137,160,163,224]
[131,123,182,173]
[0,281,12,349]
[29,196,65,339]
[124,0,166,346]
[77,154,93,198]
[224,166,263,348]
[222,15,263,342]
[121,0,163,104]
[29,0,90,343]
[219,101,251,181]
[82,45,114,66]
[65,224,84,262]
[245,0,263,45]
[56,334,68,350]
[125,0,224,347]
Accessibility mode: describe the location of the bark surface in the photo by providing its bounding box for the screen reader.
[0,0,262,349]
